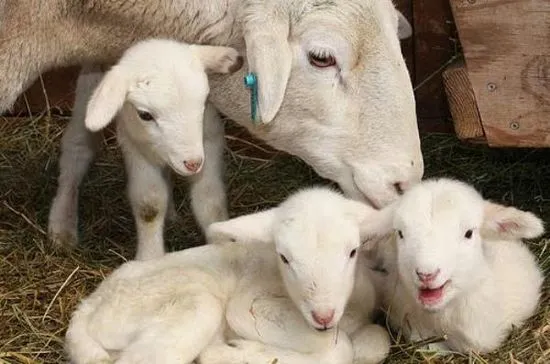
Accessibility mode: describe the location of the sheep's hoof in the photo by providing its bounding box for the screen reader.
[48,230,78,252]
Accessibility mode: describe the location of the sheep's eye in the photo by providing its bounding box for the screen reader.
[308,52,336,68]
[137,110,155,122]
[349,249,357,259]
[397,230,404,239]
[464,229,473,239]
[280,254,289,265]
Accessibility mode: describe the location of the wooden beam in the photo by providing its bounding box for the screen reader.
[442,60,486,143]
[450,0,550,147]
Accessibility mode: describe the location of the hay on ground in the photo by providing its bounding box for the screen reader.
[0,114,548,364]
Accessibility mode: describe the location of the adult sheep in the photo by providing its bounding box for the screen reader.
[1,0,423,207]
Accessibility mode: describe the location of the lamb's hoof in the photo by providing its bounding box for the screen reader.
[48,229,78,252]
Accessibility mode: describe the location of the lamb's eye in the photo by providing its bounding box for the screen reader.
[308,52,336,68]
[464,229,473,239]
[349,249,357,259]
[137,110,155,122]
[280,254,289,265]
[397,230,404,239]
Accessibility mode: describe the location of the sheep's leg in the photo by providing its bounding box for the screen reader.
[124,149,169,260]
[198,291,353,364]
[349,324,391,364]
[198,336,353,364]
[188,104,228,233]
[115,291,224,364]
[48,65,104,249]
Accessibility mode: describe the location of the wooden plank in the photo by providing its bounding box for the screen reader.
[450,0,550,147]
[412,0,457,120]
[442,60,486,142]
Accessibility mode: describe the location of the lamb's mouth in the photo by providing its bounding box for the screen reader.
[418,280,450,306]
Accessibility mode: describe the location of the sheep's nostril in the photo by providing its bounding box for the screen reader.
[394,182,404,195]
[183,158,203,173]
[311,309,335,327]
[416,268,440,282]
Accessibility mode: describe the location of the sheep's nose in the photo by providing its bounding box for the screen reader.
[393,181,409,195]
[183,158,203,173]
[416,268,440,283]
[311,309,335,328]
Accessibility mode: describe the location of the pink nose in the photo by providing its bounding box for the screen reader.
[416,268,440,283]
[311,309,335,327]
[183,159,203,173]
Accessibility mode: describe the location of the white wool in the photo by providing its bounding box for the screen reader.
[367,178,544,353]
[49,39,242,259]
[65,187,391,364]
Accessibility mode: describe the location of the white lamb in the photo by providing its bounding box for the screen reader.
[49,39,243,260]
[366,178,544,354]
[65,187,391,364]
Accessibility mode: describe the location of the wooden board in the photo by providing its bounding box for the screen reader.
[442,60,486,142]
[450,0,550,147]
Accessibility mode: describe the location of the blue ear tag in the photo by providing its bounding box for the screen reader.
[244,72,260,125]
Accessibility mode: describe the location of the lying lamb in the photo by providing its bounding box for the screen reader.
[49,39,243,259]
[65,187,391,364]
[367,178,544,354]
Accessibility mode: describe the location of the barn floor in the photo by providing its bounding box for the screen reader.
[1,114,548,364]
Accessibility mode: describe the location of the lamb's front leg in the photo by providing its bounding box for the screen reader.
[188,104,228,233]
[198,291,354,364]
[48,65,104,249]
[350,324,390,364]
[124,149,169,260]
[198,336,353,364]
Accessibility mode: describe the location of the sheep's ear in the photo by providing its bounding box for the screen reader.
[347,201,396,243]
[481,201,545,240]
[192,45,244,74]
[243,7,292,124]
[85,66,129,132]
[397,11,413,40]
[206,208,278,245]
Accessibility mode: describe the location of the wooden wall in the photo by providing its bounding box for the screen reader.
[6,0,459,133]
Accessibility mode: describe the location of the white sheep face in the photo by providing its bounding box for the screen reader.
[392,180,486,312]
[273,191,366,331]
[209,0,423,208]
[84,39,243,176]
[120,64,209,176]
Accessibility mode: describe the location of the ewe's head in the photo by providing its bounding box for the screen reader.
[391,178,544,311]
[209,0,422,207]
[85,39,243,176]
[206,187,387,331]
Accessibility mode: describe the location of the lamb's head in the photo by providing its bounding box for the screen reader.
[389,178,544,312]
[209,0,422,207]
[84,39,243,176]
[207,187,389,331]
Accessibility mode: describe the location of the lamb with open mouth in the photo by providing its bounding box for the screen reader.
[365,178,544,354]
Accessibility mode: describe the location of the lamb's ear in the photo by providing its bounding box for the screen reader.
[85,66,129,132]
[397,11,413,40]
[192,45,244,74]
[346,200,396,243]
[481,201,545,240]
[206,208,278,245]
[242,5,292,124]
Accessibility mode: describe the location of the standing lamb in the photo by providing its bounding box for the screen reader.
[1,1,424,233]
[366,178,544,353]
[65,187,391,364]
[49,38,243,259]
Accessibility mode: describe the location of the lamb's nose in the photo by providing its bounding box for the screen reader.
[183,158,203,173]
[416,268,440,283]
[311,309,335,328]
